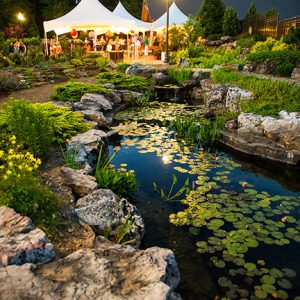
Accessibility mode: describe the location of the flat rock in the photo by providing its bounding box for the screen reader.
[117,90,144,103]
[126,64,156,78]
[59,167,98,198]
[79,110,108,127]
[0,237,180,300]
[0,207,55,267]
[75,189,144,248]
[221,129,300,165]
[291,65,300,82]
[74,93,113,112]
[153,72,168,86]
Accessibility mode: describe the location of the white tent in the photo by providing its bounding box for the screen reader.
[43,0,135,35]
[152,2,188,31]
[113,2,153,31]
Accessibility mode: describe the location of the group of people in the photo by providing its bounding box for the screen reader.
[48,39,63,58]
[8,40,26,54]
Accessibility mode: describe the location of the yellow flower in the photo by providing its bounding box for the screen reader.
[18,165,23,170]
[0,150,4,158]
[3,175,7,180]
[6,170,12,175]
[8,149,14,155]
[8,161,13,167]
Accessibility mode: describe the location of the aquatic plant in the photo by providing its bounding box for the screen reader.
[96,72,149,93]
[95,146,137,198]
[130,91,152,108]
[168,68,193,84]
[154,174,190,201]
[52,81,109,102]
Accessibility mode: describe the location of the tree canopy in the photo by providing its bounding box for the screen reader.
[245,1,257,18]
[222,6,241,36]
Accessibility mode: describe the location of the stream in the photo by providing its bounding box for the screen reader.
[108,102,300,300]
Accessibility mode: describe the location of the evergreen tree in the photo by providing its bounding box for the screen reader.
[265,7,278,17]
[222,6,240,36]
[245,1,257,18]
[197,0,225,38]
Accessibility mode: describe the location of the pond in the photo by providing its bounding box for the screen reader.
[108,103,300,300]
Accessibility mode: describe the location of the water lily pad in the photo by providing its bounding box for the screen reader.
[270,268,283,279]
[282,268,296,278]
[244,262,256,272]
[261,284,276,294]
[275,290,289,299]
[255,288,268,299]
[278,278,292,290]
[261,275,276,285]
[189,227,200,236]
[218,277,232,287]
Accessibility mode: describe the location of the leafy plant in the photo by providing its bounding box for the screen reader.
[95,146,137,198]
[0,74,21,91]
[61,144,80,169]
[70,58,84,67]
[96,56,108,68]
[0,99,54,157]
[116,63,131,72]
[53,81,109,102]
[154,174,190,202]
[130,91,152,108]
[168,68,193,84]
[96,72,149,93]
[212,69,300,116]
[222,6,241,36]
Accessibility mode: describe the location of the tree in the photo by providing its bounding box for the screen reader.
[183,16,202,44]
[197,0,225,38]
[265,7,278,17]
[222,6,241,36]
[245,1,257,18]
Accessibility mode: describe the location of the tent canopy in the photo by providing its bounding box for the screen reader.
[152,2,188,31]
[44,0,135,34]
[113,2,153,31]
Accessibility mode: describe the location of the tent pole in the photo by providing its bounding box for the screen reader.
[127,33,129,59]
[44,30,48,56]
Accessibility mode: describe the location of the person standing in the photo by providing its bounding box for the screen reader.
[144,35,149,56]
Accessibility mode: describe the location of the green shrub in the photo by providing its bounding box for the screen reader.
[251,37,276,53]
[96,72,149,92]
[70,59,84,67]
[7,37,41,46]
[188,46,204,58]
[283,27,300,46]
[212,69,300,116]
[207,34,223,41]
[95,147,137,198]
[168,68,193,84]
[236,37,256,49]
[116,63,131,72]
[34,103,90,144]
[96,56,108,68]
[0,100,54,156]
[53,81,109,102]
[246,50,300,77]
[0,74,21,91]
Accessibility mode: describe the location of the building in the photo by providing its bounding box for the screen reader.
[141,0,300,21]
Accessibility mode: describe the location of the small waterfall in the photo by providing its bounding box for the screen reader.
[172,86,180,102]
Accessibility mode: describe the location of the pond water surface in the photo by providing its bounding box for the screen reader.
[109,103,300,300]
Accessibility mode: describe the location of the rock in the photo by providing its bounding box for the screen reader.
[103,83,115,89]
[74,93,113,112]
[153,72,168,85]
[79,110,109,127]
[75,189,144,247]
[220,36,235,42]
[0,206,55,267]
[225,86,254,113]
[220,129,300,165]
[278,110,300,120]
[203,84,228,117]
[192,70,210,81]
[117,90,144,104]
[225,119,238,130]
[178,57,189,68]
[221,64,242,71]
[107,90,122,104]
[67,129,107,173]
[238,113,265,136]
[291,66,300,82]
[262,117,300,151]
[107,61,118,69]
[191,87,203,101]
[256,63,275,75]
[180,79,197,89]
[59,167,98,198]
[0,237,180,300]
[126,63,156,78]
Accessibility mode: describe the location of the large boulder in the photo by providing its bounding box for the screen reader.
[126,64,156,78]
[59,167,98,198]
[291,65,300,82]
[153,72,168,86]
[75,189,144,248]
[204,85,254,116]
[117,90,145,104]
[238,111,300,151]
[0,207,55,267]
[79,110,109,127]
[226,86,254,113]
[0,237,180,300]
[74,93,113,112]
[67,129,107,174]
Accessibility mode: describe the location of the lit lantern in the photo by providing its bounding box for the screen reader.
[70,28,78,39]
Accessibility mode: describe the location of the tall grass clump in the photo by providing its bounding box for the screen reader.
[168,68,193,84]
[53,81,109,102]
[96,72,149,93]
[0,74,21,91]
[212,69,300,116]
[95,146,137,198]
